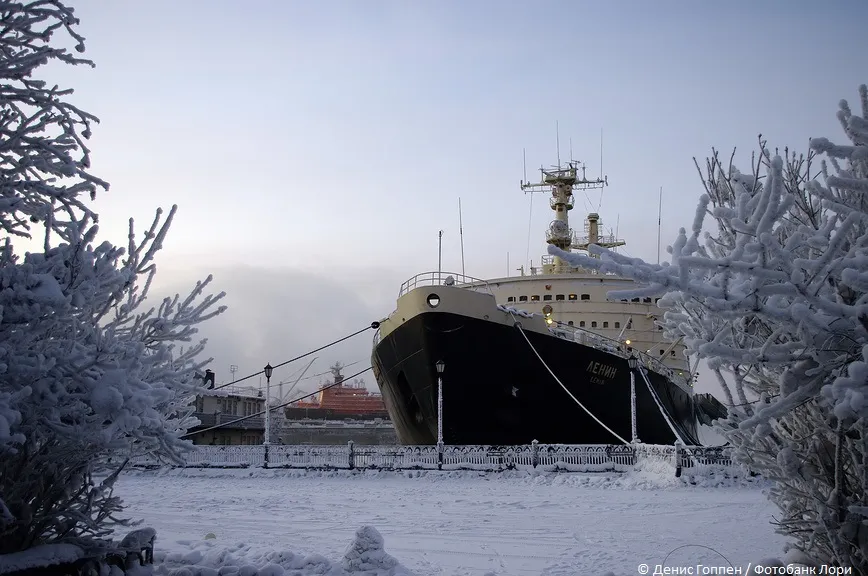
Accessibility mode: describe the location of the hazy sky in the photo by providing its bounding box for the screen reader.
[29,0,868,397]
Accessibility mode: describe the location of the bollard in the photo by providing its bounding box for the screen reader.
[348,440,355,470]
[531,439,539,468]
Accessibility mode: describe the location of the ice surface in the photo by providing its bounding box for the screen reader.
[114,468,783,575]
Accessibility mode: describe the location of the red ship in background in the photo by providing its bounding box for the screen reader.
[285,362,390,421]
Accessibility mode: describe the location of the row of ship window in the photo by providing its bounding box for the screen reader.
[506,294,661,304]
[558,318,666,335]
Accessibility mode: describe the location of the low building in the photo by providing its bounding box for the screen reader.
[187,371,267,445]
[186,368,397,445]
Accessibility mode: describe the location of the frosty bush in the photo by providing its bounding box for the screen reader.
[548,87,868,573]
[0,1,226,553]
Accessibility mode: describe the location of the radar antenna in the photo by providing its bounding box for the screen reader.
[520,142,624,274]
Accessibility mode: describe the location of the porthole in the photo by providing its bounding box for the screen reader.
[427,294,441,308]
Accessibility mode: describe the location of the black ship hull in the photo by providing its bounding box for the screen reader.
[371,311,700,446]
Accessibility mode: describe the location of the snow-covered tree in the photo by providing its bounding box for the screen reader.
[0,0,106,240]
[0,1,226,554]
[549,87,868,572]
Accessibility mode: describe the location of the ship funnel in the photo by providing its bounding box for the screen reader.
[587,213,600,246]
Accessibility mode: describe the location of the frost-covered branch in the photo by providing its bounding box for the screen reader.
[0,0,108,239]
[0,1,228,554]
[549,86,868,572]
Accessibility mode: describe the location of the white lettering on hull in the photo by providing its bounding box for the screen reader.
[586,361,618,380]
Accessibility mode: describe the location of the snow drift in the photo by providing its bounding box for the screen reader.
[154,526,414,576]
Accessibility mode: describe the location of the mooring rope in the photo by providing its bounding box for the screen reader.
[210,321,380,390]
[636,364,687,445]
[512,318,629,445]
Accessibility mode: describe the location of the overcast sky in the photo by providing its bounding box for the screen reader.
[28,0,868,397]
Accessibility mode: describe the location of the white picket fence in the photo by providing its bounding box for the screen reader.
[128,441,737,477]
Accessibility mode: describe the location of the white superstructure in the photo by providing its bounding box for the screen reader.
[484,161,689,374]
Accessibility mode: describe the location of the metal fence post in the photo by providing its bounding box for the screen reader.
[531,439,539,468]
[263,444,269,469]
[674,441,682,478]
[348,440,355,470]
[437,441,444,470]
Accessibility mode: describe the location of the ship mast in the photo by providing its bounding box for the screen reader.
[521,158,624,273]
[330,362,344,385]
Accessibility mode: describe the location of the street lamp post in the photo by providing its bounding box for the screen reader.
[627,355,639,443]
[435,360,445,446]
[263,363,274,446]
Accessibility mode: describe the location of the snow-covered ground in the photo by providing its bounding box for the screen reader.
[114,465,786,576]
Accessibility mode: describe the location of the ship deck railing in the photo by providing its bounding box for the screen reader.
[533,313,692,392]
[393,273,691,391]
[558,327,691,391]
[398,271,492,297]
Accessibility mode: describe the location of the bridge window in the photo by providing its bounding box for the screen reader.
[568,294,578,301]
[621,299,628,302]
[631,298,640,302]
[567,321,574,326]
[591,321,598,328]
[581,294,590,301]
[603,321,609,328]
[658,325,664,330]
[519,296,528,302]
[660,349,665,355]
[670,350,676,357]
[614,321,621,329]
[531,295,540,301]
[543,295,552,301]
[643,297,652,303]
[627,347,633,353]
[556,294,565,301]
[655,298,661,303]
[507,296,515,302]
[579,321,586,327]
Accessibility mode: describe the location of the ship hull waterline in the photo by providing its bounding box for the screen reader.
[371,311,699,446]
